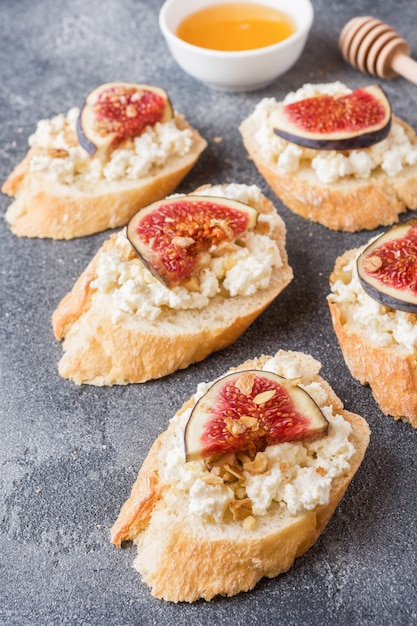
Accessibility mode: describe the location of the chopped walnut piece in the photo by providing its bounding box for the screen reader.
[229,497,253,521]
[235,372,255,395]
[223,463,245,480]
[235,486,246,499]
[209,218,234,240]
[242,451,268,475]
[222,471,239,483]
[201,473,224,486]
[225,416,247,436]
[240,415,259,431]
[207,452,237,468]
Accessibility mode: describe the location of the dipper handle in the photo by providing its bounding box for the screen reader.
[339,16,417,85]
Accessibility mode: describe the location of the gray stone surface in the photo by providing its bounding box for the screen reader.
[0,0,416,624]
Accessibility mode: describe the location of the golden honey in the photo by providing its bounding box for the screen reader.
[176,3,296,52]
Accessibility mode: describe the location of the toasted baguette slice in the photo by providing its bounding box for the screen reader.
[2,112,207,239]
[52,184,293,385]
[239,85,417,232]
[328,248,417,427]
[110,349,370,603]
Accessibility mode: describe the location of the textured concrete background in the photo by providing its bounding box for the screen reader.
[0,0,416,624]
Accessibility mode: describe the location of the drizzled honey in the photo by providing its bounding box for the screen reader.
[177,3,296,52]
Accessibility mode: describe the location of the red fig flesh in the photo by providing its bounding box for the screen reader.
[184,370,328,461]
[77,82,173,155]
[270,85,391,150]
[127,195,258,287]
[357,218,417,313]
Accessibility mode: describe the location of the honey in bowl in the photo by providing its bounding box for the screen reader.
[176,2,296,52]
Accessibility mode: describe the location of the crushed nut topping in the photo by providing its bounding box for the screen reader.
[363,254,383,273]
[240,415,259,431]
[253,389,276,405]
[172,235,195,248]
[229,497,253,521]
[209,218,234,240]
[242,451,269,475]
[235,372,255,395]
[225,416,247,436]
[204,448,272,527]
[223,463,245,481]
[201,473,224,486]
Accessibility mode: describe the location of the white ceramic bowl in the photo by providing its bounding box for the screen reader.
[159,0,314,92]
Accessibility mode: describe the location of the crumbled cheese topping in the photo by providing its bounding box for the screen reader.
[90,184,284,322]
[329,247,417,353]
[28,107,194,185]
[251,82,417,183]
[162,352,355,523]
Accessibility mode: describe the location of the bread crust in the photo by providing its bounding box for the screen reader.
[110,351,370,602]
[52,189,293,385]
[2,115,207,239]
[328,249,417,427]
[240,114,417,232]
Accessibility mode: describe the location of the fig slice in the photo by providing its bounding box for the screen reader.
[184,370,328,462]
[269,85,391,150]
[357,218,417,313]
[126,195,258,288]
[76,82,173,156]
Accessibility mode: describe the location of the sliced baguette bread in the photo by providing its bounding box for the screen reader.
[328,246,417,427]
[110,349,370,603]
[52,184,293,385]
[2,107,206,239]
[239,82,417,232]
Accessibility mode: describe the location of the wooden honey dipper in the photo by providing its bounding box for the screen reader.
[339,16,417,85]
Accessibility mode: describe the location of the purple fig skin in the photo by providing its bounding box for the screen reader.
[357,278,417,313]
[357,218,417,313]
[271,85,392,151]
[76,82,173,157]
[184,370,328,462]
[126,195,258,288]
[274,118,391,151]
[76,113,97,156]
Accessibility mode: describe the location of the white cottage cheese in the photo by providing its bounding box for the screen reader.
[28,107,194,185]
[161,353,355,523]
[90,184,284,322]
[329,246,417,353]
[252,82,417,184]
